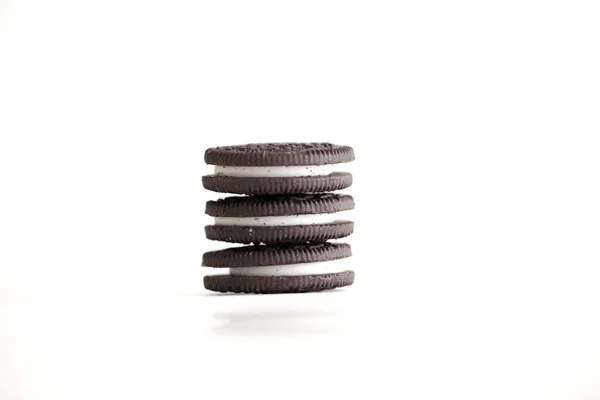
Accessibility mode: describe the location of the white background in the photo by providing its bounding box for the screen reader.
[1,0,600,399]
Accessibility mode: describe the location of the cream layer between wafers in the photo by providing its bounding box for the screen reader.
[230,258,350,277]
[214,164,346,178]
[213,210,352,226]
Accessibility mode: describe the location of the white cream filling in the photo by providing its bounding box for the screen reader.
[229,258,350,277]
[214,164,340,178]
[214,211,352,226]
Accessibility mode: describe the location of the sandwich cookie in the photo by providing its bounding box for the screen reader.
[203,143,354,195]
[205,193,355,244]
[203,242,354,293]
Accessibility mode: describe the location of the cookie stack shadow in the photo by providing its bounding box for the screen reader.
[202,143,355,294]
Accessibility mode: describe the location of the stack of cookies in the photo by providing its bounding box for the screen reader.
[202,143,355,294]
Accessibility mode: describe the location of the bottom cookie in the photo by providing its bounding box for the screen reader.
[204,271,355,294]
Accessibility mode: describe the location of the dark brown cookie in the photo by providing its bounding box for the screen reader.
[206,193,354,217]
[204,271,355,294]
[202,243,354,293]
[205,194,354,244]
[202,242,351,268]
[203,142,354,195]
[202,172,352,195]
[205,222,354,245]
[205,143,354,166]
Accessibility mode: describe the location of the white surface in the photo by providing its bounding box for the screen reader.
[214,164,341,177]
[214,211,352,226]
[229,259,350,276]
[1,0,600,399]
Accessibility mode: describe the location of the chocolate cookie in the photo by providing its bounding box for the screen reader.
[203,143,354,195]
[205,193,355,244]
[204,272,355,294]
[203,242,354,294]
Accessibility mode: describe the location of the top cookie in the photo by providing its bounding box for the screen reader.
[204,143,355,166]
[203,142,354,195]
